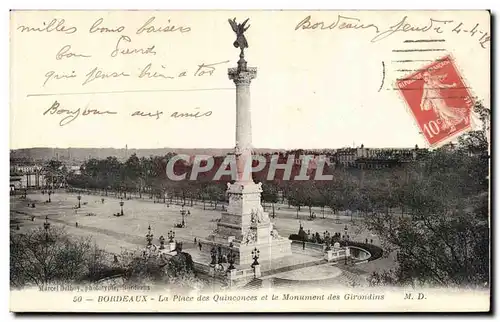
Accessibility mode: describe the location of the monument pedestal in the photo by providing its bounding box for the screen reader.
[206,182,292,266]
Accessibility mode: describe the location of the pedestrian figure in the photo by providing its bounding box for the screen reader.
[194,237,197,244]
[113,254,119,264]
[16,224,20,230]
[370,239,373,244]
[198,242,202,251]
[365,238,368,244]
[31,216,35,222]
[76,222,78,227]
[302,240,306,250]
[187,210,191,216]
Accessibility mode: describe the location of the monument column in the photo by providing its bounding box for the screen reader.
[228,65,257,183]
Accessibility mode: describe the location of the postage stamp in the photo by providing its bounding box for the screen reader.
[396,55,474,147]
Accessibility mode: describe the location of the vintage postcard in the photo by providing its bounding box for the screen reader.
[9,10,491,313]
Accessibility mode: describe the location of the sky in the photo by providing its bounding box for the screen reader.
[10,10,490,150]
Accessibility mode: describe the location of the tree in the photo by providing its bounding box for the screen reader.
[205,183,226,210]
[323,169,357,221]
[315,181,331,219]
[365,135,489,287]
[10,227,105,287]
[118,245,204,290]
[261,181,279,218]
[288,186,304,219]
[43,159,67,188]
[11,225,206,290]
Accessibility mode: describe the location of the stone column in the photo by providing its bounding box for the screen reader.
[228,66,257,184]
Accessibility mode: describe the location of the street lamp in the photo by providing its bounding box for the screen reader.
[146,225,153,247]
[77,194,81,208]
[48,190,52,203]
[43,215,51,231]
[180,206,186,227]
[251,247,260,268]
[43,215,51,241]
[344,224,348,240]
[168,230,175,243]
[119,199,124,216]
[345,245,349,265]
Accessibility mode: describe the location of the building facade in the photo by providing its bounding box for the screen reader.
[334,145,425,169]
[10,164,46,189]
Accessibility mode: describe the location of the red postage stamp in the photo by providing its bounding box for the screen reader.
[396,55,474,147]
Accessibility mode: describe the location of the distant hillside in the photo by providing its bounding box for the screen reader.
[10,147,287,162]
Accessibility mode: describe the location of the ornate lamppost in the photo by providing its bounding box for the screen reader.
[227,249,236,271]
[43,215,50,230]
[77,194,81,208]
[159,235,165,250]
[146,225,153,247]
[180,205,186,227]
[119,198,124,216]
[251,247,260,268]
[168,230,175,243]
[43,215,51,241]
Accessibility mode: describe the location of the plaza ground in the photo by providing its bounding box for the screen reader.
[10,190,396,286]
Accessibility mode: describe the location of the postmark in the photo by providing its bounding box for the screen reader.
[396,55,474,147]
